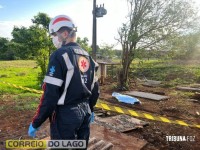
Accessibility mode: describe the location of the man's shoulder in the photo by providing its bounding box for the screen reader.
[51,43,91,60]
[73,47,89,56]
[65,43,90,57]
[49,49,66,61]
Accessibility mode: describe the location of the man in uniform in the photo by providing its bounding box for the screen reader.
[28,15,99,148]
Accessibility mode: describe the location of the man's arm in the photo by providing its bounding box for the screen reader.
[31,53,65,128]
[89,80,99,112]
[89,58,100,112]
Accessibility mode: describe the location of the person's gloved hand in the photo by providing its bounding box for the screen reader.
[90,112,95,123]
[28,123,39,138]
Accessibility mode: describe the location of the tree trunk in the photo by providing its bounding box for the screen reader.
[118,52,131,90]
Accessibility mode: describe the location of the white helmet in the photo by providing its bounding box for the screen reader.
[49,15,76,34]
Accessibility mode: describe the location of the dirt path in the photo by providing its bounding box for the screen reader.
[0,77,199,149]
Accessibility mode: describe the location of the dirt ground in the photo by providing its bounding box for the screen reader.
[0,77,200,150]
[99,77,200,150]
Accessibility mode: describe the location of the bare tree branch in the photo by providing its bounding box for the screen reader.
[116,0,199,89]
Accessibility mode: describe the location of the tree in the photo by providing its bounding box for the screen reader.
[98,44,115,60]
[0,36,29,60]
[11,26,33,59]
[117,0,199,89]
[11,25,50,59]
[32,12,53,57]
[0,37,9,59]
[113,50,122,59]
[32,12,51,30]
[0,37,28,60]
[166,31,200,59]
[11,12,52,83]
[36,48,49,83]
[31,13,53,83]
[77,37,92,54]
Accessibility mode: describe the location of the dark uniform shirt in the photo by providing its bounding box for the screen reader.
[32,42,99,128]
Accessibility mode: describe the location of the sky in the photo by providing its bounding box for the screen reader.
[0,0,129,49]
[0,0,200,49]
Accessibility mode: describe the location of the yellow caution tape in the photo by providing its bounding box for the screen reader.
[1,80,199,129]
[95,102,200,129]
[0,81,43,94]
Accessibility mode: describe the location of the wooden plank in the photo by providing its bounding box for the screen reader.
[142,80,162,87]
[177,86,200,92]
[125,91,169,101]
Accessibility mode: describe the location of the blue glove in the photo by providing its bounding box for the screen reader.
[90,112,95,123]
[28,123,39,138]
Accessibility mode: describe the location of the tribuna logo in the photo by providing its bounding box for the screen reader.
[166,136,195,142]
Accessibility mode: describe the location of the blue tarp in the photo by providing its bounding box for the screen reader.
[112,92,141,104]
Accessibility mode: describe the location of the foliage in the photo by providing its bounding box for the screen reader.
[11,26,33,59]
[11,25,51,59]
[166,32,200,59]
[77,37,92,54]
[0,37,11,60]
[32,12,51,30]
[0,37,9,53]
[0,12,53,83]
[117,0,199,89]
[98,44,115,60]
[31,13,53,83]
[0,36,25,60]
[35,48,49,84]
[11,24,52,83]
[113,50,122,59]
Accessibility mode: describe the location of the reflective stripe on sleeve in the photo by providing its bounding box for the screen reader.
[57,53,74,105]
[91,59,99,90]
[43,76,63,86]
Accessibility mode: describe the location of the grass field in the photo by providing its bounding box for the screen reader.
[130,59,200,87]
[0,60,200,149]
[0,60,41,110]
[1,59,199,111]
[1,59,200,95]
[0,60,41,94]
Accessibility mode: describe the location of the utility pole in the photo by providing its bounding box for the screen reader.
[92,0,97,61]
[92,0,107,61]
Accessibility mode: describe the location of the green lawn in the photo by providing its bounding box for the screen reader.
[1,59,200,95]
[0,60,42,111]
[130,59,200,87]
[0,59,200,111]
[0,60,41,94]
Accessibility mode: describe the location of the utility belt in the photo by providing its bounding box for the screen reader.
[56,101,91,118]
[56,98,90,110]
